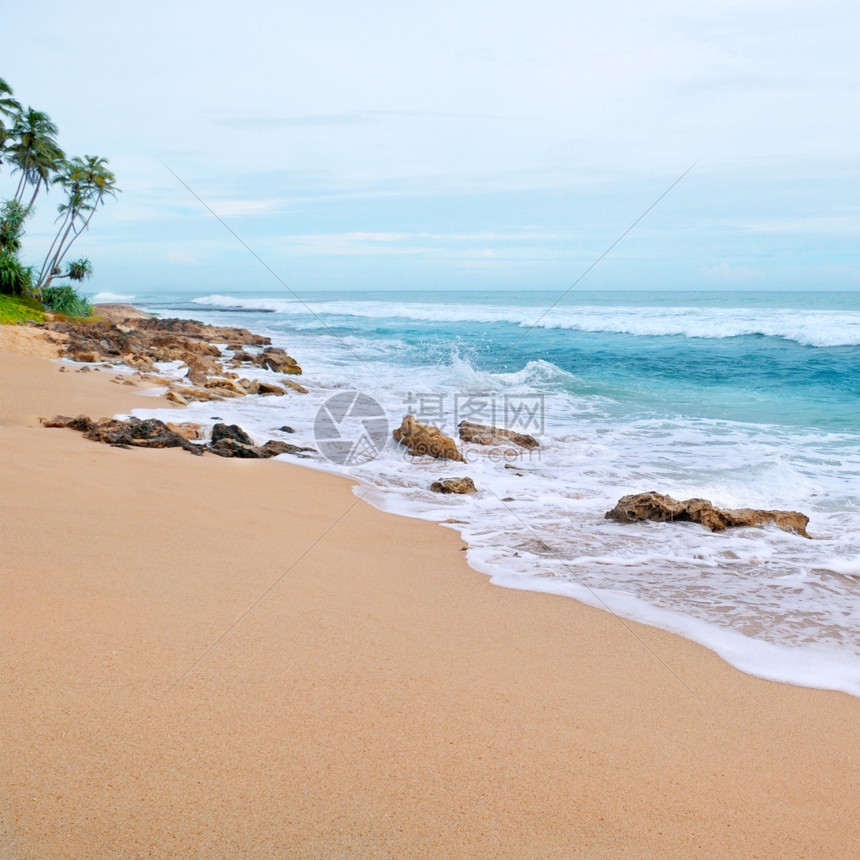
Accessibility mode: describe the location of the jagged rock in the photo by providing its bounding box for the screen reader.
[257,347,302,375]
[208,438,264,458]
[430,477,478,494]
[257,382,286,396]
[282,379,309,394]
[458,420,539,449]
[204,377,247,396]
[211,423,254,445]
[41,414,96,432]
[393,415,466,462]
[207,438,314,459]
[42,415,203,455]
[604,491,810,537]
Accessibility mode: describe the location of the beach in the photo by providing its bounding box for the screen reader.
[2,325,859,859]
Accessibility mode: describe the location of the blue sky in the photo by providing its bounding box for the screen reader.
[3,0,860,295]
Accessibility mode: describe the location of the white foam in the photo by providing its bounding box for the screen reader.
[190,295,860,348]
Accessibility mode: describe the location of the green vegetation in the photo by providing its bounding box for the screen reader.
[0,75,118,320]
[42,285,92,317]
[0,293,46,324]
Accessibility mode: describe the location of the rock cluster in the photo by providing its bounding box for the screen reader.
[42,416,314,460]
[458,420,539,449]
[604,491,810,537]
[42,316,304,405]
[393,415,466,462]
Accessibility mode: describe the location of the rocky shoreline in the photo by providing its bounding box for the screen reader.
[38,306,812,537]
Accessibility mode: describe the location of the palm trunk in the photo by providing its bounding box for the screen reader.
[27,178,42,211]
[37,214,78,290]
[37,209,73,289]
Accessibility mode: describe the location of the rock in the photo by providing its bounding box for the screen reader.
[257,347,302,375]
[208,438,264,458]
[458,420,539,449]
[257,382,286,396]
[41,414,95,433]
[604,491,810,537]
[165,390,189,406]
[211,423,254,445]
[259,440,314,457]
[204,377,248,396]
[42,414,203,455]
[393,415,466,462]
[430,477,478,494]
[282,379,309,394]
[278,425,295,433]
[207,438,314,459]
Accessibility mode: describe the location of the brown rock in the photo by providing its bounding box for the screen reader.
[257,347,302,375]
[604,491,810,538]
[281,379,309,394]
[430,477,478,494]
[458,420,539,449]
[257,382,286,396]
[42,414,203,455]
[211,423,254,445]
[393,415,466,462]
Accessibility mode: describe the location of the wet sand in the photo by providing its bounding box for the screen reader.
[1,329,858,859]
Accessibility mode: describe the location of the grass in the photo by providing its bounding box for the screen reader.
[0,294,47,325]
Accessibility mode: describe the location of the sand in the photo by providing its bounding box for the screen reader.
[1,327,858,859]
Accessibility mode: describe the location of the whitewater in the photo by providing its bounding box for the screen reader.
[122,288,860,697]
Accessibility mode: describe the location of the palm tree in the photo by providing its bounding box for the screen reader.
[37,155,118,291]
[0,77,22,172]
[7,107,65,209]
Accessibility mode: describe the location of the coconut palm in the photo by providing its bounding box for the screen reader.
[0,77,22,171]
[8,107,65,209]
[37,155,118,291]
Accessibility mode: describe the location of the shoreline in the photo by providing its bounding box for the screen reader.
[2,322,859,858]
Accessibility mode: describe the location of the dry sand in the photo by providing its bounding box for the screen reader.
[1,327,858,859]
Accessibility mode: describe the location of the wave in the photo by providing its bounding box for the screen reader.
[93,291,136,302]
[191,295,860,348]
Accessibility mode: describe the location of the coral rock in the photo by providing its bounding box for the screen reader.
[393,415,466,462]
[458,420,539,449]
[430,477,478,494]
[605,491,810,537]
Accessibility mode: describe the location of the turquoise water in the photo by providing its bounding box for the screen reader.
[116,287,860,696]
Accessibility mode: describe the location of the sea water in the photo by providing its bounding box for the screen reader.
[112,288,860,696]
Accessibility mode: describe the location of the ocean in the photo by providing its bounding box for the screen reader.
[105,287,860,697]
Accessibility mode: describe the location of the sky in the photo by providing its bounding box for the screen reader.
[3,0,860,296]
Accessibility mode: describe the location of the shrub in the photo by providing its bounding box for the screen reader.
[41,284,92,317]
[0,250,35,296]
